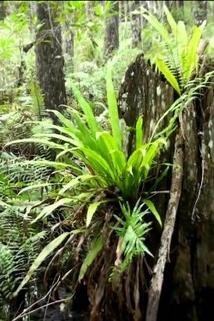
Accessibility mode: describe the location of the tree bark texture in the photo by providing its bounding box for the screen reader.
[118,53,214,321]
[131,1,142,48]
[146,129,184,321]
[35,2,67,116]
[193,1,207,26]
[167,0,184,10]
[86,0,94,21]
[65,29,74,65]
[0,1,6,20]
[104,1,119,58]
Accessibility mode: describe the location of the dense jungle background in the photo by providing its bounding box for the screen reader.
[0,1,214,321]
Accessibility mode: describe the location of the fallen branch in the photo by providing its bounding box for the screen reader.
[145,129,184,321]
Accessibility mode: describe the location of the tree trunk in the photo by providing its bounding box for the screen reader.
[64,27,74,67]
[122,1,130,23]
[131,1,141,48]
[86,0,94,21]
[0,1,6,20]
[104,1,119,58]
[118,54,214,321]
[194,1,207,26]
[83,55,174,321]
[29,1,37,36]
[35,1,67,118]
[167,0,184,9]
[84,54,214,321]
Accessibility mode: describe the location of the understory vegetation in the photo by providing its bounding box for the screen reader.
[0,1,214,321]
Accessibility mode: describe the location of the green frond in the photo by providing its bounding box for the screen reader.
[112,200,153,278]
[79,236,104,281]
[14,232,70,296]
[144,7,206,94]
[106,65,122,150]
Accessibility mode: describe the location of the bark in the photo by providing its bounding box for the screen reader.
[86,1,94,21]
[0,1,6,20]
[118,54,214,321]
[64,29,74,66]
[35,1,67,118]
[119,54,174,154]
[119,1,125,23]
[85,0,98,59]
[131,1,141,48]
[145,1,164,16]
[194,1,207,26]
[62,2,74,69]
[29,1,37,36]
[167,0,184,10]
[146,129,184,321]
[104,1,119,58]
[165,67,214,321]
[166,0,184,21]
[123,1,130,23]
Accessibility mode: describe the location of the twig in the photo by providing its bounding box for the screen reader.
[191,154,204,221]
[12,276,60,321]
[44,234,74,284]
[12,297,71,321]
[145,129,184,321]
[43,275,59,321]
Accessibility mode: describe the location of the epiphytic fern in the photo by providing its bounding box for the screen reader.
[144,5,206,95]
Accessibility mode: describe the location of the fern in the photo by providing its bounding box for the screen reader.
[0,153,54,188]
[144,5,206,94]
[110,200,153,282]
[0,206,46,304]
[5,67,168,290]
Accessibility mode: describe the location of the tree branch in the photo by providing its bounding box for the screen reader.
[145,128,184,321]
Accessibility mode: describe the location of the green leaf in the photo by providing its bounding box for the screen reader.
[86,201,105,227]
[35,133,78,146]
[95,131,126,175]
[18,183,51,195]
[13,232,70,296]
[5,138,65,150]
[164,5,177,37]
[127,146,147,172]
[140,139,165,180]
[135,116,144,149]
[143,13,169,43]
[71,85,99,134]
[32,198,73,223]
[81,147,115,184]
[106,65,122,149]
[48,109,75,129]
[22,159,82,174]
[0,200,8,208]
[59,174,95,195]
[156,58,181,95]
[79,236,104,281]
[185,26,202,81]
[143,199,162,226]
